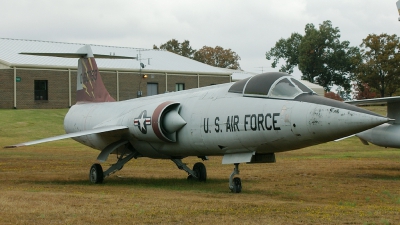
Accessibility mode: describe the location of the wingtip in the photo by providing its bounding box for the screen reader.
[4,145,18,149]
[4,143,27,148]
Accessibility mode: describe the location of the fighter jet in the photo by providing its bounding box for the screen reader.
[346,97,400,148]
[397,0,400,21]
[5,45,390,193]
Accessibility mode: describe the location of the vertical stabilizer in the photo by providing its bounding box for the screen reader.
[20,44,135,103]
[76,45,115,103]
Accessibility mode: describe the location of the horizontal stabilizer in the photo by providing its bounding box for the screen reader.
[4,125,128,148]
[20,52,136,59]
[20,44,136,59]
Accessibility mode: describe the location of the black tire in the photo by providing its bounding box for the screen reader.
[193,162,207,182]
[89,164,104,184]
[232,177,242,193]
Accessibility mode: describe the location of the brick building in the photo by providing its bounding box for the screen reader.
[0,38,232,109]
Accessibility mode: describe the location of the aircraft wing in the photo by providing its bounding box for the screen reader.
[334,134,355,142]
[346,97,400,122]
[345,96,400,105]
[5,125,129,148]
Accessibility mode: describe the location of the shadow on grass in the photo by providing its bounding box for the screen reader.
[22,176,283,195]
[25,177,234,193]
[356,165,400,171]
[353,165,400,180]
[354,173,400,181]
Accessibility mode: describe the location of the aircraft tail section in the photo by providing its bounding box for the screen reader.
[77,55,115,103]
[20,44,136,103]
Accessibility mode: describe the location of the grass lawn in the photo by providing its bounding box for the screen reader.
[0,106,399,224]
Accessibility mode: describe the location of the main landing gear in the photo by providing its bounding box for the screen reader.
[89,153,243,193]
[89,164,103,184]
[172,159,243,193]
[171,159,207,181]
[89,150,138,184]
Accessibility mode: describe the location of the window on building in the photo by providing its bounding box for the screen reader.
[34,80,48,100]
[175,83,185,91]
[147,83,158,96]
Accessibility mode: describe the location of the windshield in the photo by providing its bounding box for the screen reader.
[269,78,302,99]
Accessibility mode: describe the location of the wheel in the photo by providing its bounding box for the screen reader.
[232,177,242,193]
[89,164,104,184]
[193,162,207,182]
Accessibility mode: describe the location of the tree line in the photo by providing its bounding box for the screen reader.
[153,40,241,70]
[155,20,400,100]
[265,20,400,100]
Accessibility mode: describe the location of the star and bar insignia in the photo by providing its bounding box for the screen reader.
[134,110,151,134]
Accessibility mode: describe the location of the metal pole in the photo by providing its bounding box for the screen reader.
[165,72,168,92]
[68,68,71,107]
[116,71,119,101]
[13,67,16,109]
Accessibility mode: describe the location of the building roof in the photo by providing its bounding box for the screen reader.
[0,38,231,75]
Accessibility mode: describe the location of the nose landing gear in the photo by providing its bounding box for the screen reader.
[229,163,242,193]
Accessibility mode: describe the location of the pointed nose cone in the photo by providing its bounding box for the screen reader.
[330,110,388,136]
[162,110,187,133]
[305,105,389,142]
[292,95,390,143]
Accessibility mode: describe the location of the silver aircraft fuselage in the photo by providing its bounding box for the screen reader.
[64,81,388,159]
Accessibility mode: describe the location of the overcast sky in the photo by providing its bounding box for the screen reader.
[1,0,399,78]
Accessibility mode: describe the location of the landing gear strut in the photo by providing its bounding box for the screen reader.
[89,149,139,184]
[172,159,207,181]
[229,163,242,193]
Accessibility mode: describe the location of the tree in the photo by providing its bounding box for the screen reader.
[355,33,400,97]
[154,40,241,69]
[324,92,343,101]
[266,20,360,93]
[193,46,241,69]
[352,82,377,100]
[153,39,196,58]
[265,33,302,74]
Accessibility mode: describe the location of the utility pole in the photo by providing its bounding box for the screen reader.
[136,49,151,97]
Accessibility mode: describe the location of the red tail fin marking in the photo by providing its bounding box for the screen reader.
[76,57,115,103]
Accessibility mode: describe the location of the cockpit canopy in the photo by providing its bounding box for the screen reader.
[228,72,315,99]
